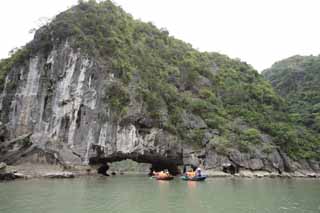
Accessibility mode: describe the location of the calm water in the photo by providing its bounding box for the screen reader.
[0,176,319,213]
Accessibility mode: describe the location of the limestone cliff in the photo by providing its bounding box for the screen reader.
[0,41,182,169]
[0,1,319,175]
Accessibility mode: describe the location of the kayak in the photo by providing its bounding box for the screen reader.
[180,175,207,181]
[156,175,174,181]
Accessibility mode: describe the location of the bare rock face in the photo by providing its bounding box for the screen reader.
[0,162,28,180]
[181,112,207,129]
[0,162,6,174]
[0,40,318,176]
[44,172,75,178]
[0,41,183,171]
[0,173,16,181]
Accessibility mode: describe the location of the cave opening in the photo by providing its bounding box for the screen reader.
[222,163,239,174]
[97,163,109,176]
[91,154,181,176]
[148,161,180,176]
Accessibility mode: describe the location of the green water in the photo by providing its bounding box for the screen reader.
[0,176,319,213]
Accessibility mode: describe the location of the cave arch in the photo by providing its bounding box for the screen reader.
[89,152,182,176]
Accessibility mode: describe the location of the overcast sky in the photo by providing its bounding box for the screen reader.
[0,0,319,71]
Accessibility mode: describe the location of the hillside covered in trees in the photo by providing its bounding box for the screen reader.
[263,55,320,157]
[0,1,319,173]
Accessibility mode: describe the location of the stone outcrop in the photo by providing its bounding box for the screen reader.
[0,33,319,177]
[0,162,29,181]
[0,41,184,173]
[182,144,320,176]
[0,162,7,174]
[43,172,75,178]
[0,173,16,181]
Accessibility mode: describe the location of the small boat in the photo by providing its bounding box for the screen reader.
[156,175,174,181]
[180,175,207,181]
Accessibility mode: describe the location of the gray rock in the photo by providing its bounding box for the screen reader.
[238,170,254,178]
[0,38,316,176]
[0,162,6,169]
[308,160,320,172]
[203,150,231,170]
[0,41,185,168]
[202,129,219,146]
[182,146,202,167]
[205,170,231,177]
[13,172,29,179]
[44,172,75,178]
[260,134,273,143]
[0,162,7,174]
[181,111,207,129]
[0,173,16,181]
[248,159,264,170]
[265,150,285,172]
[228,150,263,171]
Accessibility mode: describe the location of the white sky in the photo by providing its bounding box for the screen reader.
[0,0,320,71]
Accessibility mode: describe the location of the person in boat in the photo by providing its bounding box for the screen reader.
[153,171,165,177]
[186,169,196,177]
[164,170,171,177]
[196,167,202,177]
[157,170,169,178]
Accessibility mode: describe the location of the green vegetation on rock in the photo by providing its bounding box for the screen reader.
[263,55,320,159]
[1,0,319,160]
[0,48,30,90]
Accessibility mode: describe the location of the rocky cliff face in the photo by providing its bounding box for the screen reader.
[0,1,319,176]
[0,41,183,172]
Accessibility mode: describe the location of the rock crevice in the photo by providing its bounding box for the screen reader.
[0,41,318,176]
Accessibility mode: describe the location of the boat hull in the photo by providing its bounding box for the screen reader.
[156,176,174,181]
[180,175,207,181]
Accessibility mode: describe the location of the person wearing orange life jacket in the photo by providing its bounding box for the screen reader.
[186,170,196,177]
[156,170,170,178]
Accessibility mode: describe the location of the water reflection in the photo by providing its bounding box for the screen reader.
[187,181,197,189]
[0,177,319,213]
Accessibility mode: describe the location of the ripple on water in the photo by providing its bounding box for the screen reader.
[0,177,319,213]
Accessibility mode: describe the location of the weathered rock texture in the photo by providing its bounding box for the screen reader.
[0,42,318,176]
[0,42,184,172]
[0,2,319,177]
